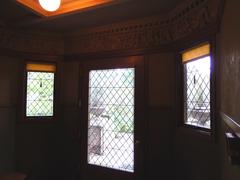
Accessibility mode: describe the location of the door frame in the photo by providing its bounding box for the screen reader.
[79,56,146,180]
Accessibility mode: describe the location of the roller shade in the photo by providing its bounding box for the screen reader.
[26,63,56,72]
[182,43,210,63]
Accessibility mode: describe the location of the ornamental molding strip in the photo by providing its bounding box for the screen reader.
[65,0,224,54]
[0,25,64,55]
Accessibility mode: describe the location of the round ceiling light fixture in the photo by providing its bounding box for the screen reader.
[39,0,61,12]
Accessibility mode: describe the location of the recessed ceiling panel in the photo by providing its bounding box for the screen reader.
[16,0,116,17]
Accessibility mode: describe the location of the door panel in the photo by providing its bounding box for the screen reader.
[80,56,145,180]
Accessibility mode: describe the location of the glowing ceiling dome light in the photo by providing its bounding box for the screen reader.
[39,0,61,12]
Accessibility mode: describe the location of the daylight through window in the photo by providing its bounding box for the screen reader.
[26,63,56,117]
[182,43,211,129]
[88,68,135,172]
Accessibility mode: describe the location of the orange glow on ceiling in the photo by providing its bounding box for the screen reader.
[16,0,115,17]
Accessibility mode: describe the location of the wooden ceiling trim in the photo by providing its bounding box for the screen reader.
[16,0,46,16]
[16,0,115,17]
[56,0,114,16]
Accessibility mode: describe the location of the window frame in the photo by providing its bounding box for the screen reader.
[21,61,58,122]
[177,41,216,135]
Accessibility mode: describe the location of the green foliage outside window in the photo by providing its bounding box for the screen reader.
[89,68,134,134]
[26,72,54,117]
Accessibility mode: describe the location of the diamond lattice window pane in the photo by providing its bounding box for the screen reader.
[184,56,211,129]
[88,68,135,172]
[26,72,54,117]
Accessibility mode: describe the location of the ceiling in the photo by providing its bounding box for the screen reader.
[16,0,116,17]
[0,0,183,32]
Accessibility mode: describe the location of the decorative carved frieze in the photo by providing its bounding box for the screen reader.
[65,0,224,54]
[0,27,64,55]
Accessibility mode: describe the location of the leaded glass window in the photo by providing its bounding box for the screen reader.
[25,63,55,117]
[88,68,135,172]
[183,56,211,129]
[182,43,212,129]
